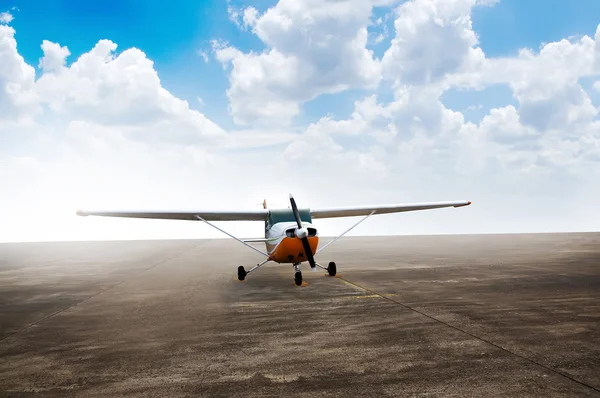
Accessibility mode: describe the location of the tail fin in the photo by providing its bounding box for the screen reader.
[263,199,267,209]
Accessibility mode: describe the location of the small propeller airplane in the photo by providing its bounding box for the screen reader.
[77,194,471,286]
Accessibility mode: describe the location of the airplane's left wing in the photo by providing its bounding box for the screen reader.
[310,200,471,219]
[76,209,269,221]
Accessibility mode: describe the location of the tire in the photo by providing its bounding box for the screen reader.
[294,271,303,286]
[238,266,246,281]
[327,262,337,276]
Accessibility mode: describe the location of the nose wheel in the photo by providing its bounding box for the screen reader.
[293,263,303,286]
[294,271,303,286]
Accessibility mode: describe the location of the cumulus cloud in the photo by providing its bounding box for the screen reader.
[33,38,226,144]
[0,11,13,24]
[2,0,600,242]
[0,25,39,120]
[0,25,235,241]
[228,3,259,31]
[214,0,383,126]
[0,20,391,242]
[382,0,483,85]
[447,25,600,131]
[267,0,600,235]
[38,40,71,72]
[242,7,259,29]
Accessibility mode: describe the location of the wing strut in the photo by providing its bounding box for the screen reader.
[195,215,269,258]
[315,211,376,255]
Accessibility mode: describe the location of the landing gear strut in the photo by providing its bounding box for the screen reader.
[294,263,302,286]
[237,259,270,282]
[237,260,335,285]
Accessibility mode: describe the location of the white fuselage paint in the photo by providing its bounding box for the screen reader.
[262,221,319,263]
[264,221,315,252]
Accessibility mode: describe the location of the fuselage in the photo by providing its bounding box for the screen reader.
[265,221,319,263]
[262,208,319,264]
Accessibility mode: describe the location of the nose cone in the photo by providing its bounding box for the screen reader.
[295,227,308,239]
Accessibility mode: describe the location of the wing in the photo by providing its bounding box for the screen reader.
[310,200,471,219]
[76,209,269,221]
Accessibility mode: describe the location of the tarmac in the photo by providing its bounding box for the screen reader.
[0,233,599,397]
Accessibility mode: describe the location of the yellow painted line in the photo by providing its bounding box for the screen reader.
[340,279,367,292]
[335,275,398,299]
[349,294,379,299]
[344,293,398,300]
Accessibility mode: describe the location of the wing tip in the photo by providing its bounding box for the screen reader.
[76,209,88,217]
[454,201,472,208]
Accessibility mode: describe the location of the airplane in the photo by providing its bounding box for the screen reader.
[76,194,471,286]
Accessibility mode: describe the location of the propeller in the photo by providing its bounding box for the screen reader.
[289,193,316,269]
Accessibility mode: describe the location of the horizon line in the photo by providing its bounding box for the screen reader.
[1,230,599,244]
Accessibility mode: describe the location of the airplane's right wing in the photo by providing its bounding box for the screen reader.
[310,200,471,219]
[76,209,269,221]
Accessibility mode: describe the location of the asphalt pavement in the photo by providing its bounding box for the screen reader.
[1,233,599,397]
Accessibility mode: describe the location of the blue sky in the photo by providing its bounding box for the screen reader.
[1,0,599,241]
[4,0,599,129]
[3,0,238,129]
[472,0,600,56]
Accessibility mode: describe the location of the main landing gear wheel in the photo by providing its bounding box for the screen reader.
[327,262,337,276]
[238,266,247,281]
[294,271,303,286]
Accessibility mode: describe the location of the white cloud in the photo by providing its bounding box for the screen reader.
[33,39,225,143]
[227,2,242,29]
[0,25,239,241]
[479,105,539,146]
[0,11,13,24]
[448,24,600,116]
[476,0,499,5]
[0,25,39,120]
[381,0,488,86]
[215,0,383,126]
[368,11,392,45]
[2,1,600,243]
[267,0,600,234]
[593,80,600,92]
[227,3,258,31]
[38,40,71,72]
[242,7,259,29]
[465,104,483,112]
[197,49,209,63]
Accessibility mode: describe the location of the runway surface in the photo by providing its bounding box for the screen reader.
[1,233,599,397]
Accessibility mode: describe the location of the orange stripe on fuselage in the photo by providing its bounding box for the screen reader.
[269,236,319,263]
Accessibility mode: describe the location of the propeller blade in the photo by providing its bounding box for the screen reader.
[289,193,303,229]
[301,237,316,269]
[289,194,316,269]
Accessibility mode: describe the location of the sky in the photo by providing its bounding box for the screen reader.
[1,0,599,242]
